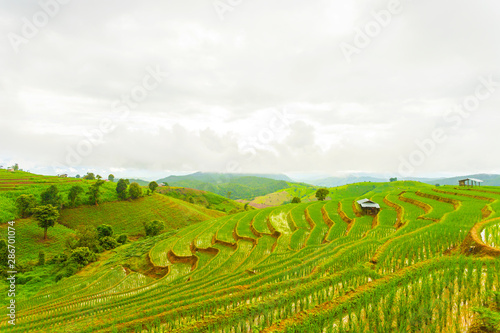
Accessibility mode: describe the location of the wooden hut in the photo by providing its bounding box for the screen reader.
[356,198,380,215]
[458,178,483,187]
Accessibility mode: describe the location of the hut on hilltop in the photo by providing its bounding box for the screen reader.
[356,198,380,215]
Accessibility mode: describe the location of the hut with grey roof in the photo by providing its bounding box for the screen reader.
[356,198,380,215]
[458,178,483,187]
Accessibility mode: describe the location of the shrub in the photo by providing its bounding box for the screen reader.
[49,253,68,264]
[116,234,128,244]
[68,247,97,268]
[144,220,165,236]
[15,194,37,218]
[96,224,113,239]
[129,182,143,199]
[100,236,119,250]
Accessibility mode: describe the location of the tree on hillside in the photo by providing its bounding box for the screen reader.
[69,225,99,252]
[87,178,105,205]
[116,234,128,244]
[16,194,37,218]
[96,224,113,239]
[227,191,232,199]
[12,163,19,171]
[83,172,95,180]
[41,185,62,208]
[75,174,80,179]
[100,236,119,250]
[390,177,398,182]
[129,182,143,199]
[108,174,115,182]
[68,185,84,207]
[148,181,159,193]
[292,197,301,203]
[33,204,60,240]
[315,188,329,201]
[144,220,165,236]
[116,179,128,200]
[69,247,97,268]
[163,182,169,187]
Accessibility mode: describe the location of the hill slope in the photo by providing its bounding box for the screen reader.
[156,186,246,212]
[159,174,292,200]
[7,182,500,332]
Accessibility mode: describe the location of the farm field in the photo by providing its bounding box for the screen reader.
[2,179,500,332]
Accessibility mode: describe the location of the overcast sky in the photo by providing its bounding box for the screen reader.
[1,0,500,180]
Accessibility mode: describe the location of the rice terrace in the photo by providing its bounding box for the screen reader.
[1,168,500,332]
[2,2,500,332]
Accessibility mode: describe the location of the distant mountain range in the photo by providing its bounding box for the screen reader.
[157,172,293,184]
[125,172,500,200]
[155,172,293,200]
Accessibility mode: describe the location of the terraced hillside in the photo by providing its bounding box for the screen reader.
[3,182,500,332]
[0,170,120,223]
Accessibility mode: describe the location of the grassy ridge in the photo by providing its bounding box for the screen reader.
[59,194,224,236]
[4,180,500,332]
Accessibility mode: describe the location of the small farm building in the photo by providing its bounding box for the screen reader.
[458,178,483,187]
[357,198,380,215]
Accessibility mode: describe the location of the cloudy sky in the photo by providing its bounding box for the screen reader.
[1,0,500,180]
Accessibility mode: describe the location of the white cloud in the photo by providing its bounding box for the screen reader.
[0,0,500,178]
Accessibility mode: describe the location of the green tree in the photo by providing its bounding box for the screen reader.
[116,179,128,200]
[33,205,60,240]
[67,185,84,207]
[15,194,37,218]
[75,174,81,179]
[83,172,95,180]
[96,224,113,239]
[116,234,128,244]
[87,178,105,205]
[68,247,96,267]
[13,163,19,171]
[162,182,169,187]
[144,220,165,236]
[227,191,232,199]
[390,177,398,182]
[129,182,143,199]
[148,181,159,193]
[108,174,115,182]
[73,225,99,252]
[99,236,119,250]
[41,185,62,208]
[315,188,329,201]
[292,197,301,203]
[244,203,249,210]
